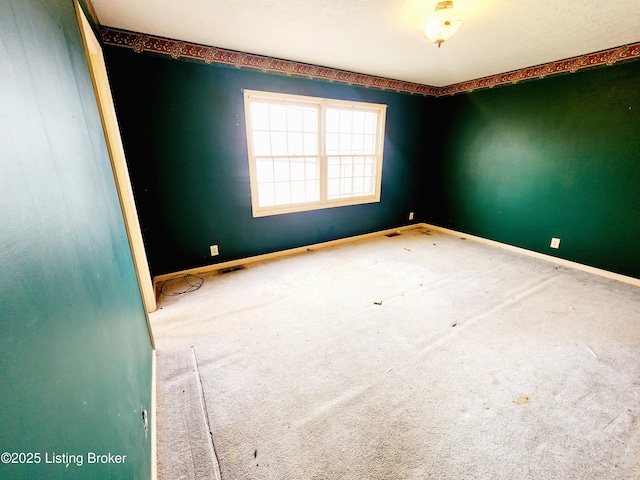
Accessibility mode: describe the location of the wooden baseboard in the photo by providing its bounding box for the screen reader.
[420,223,640,288]
[154,222,639,291]
[153,224,421,286]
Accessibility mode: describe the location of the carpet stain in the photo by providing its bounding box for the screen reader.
[229,447,238,462]
[515,394,532,405]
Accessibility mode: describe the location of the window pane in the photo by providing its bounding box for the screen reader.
[364,134,375,154]
[352,134,364,154]
[290,157,305,181]
[326,109,339,132]
[339,133,351,154]
[269,105,287,131]
[341,177,352,197]
[364,157,375,176]
[288,132,303,155]
[353,176,365,195]
[341,157,353,177]
[251,103,270,130]
[339,110,352,133]
[258,182,275,207]
[353,158,365,177]
[273,157,290,181]
[253,131,271,156]
[327,178,340,199]
[326,133,339,155]
[271,132,287,156]
[306,157,319,180]
[306,179,320,201]
[256,158,273,182]
[287,106,303,132]
[303,133,318,155]
[364,112,377,134]
[303,108,318,132]
[327,157,340,179]
[274,182,291,205]
[290,180,306,203]
[352,111,365,134]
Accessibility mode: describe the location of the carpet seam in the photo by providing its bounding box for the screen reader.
[191,346,223,480]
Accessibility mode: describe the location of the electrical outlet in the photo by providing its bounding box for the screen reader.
[409,211,414,221]
[550,238,561,249]
[210,245,219,256]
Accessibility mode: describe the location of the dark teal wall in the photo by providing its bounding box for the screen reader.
[104,47,438,276]
[434,61,640,278]
[0,1,153,479]
[104,37,639,280]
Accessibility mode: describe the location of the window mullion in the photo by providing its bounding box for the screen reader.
[285,104,292,204]
[267,104,275,207]
[350,106,355,197]
[318,102,327,205]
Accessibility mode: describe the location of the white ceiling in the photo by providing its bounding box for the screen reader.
[92,0,640,87]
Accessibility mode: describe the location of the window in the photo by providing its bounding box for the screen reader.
[243,89,387,217]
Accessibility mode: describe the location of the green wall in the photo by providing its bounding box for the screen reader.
[0,1,153,478]
[435,61,640,278]
[104,47,439,276]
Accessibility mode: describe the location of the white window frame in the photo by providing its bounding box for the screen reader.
[243,89,387,217]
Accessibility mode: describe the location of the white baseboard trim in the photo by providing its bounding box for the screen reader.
[421,223,640,288]
[153,222,639,290]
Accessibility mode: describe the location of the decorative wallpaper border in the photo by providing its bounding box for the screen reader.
[100,27,640,97]
[100,27,440,96]
[438,43,640,96]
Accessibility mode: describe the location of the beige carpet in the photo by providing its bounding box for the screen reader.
[151,227,640,479]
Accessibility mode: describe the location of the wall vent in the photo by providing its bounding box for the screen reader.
[219,265,245,274]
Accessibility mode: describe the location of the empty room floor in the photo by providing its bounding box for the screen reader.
[150,227,640,480]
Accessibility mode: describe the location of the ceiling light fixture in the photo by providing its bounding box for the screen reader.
[422,1,464,48]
